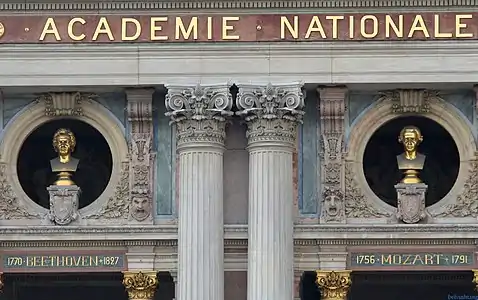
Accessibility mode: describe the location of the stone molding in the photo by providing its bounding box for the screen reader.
[3,43,478,87]
[0,0,476,11]
[0,94,130,224]
[345,91,477,222]
[236,83,305,147]
[165,84,233,147]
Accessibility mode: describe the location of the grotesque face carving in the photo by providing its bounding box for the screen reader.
[132,196,150,221]
[53,128,76,156]
[325,193,340,217]
[322,187,344,222]
[398,126,423,154]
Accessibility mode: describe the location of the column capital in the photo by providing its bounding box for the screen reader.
[165,84,233,147]
[122,270,158,300]
[236,83,305,146]
[316,270,352,300]
[125,88,155,102]
[473,269,478,290]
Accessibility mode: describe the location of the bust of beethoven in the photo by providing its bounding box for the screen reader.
[50,128,79,185]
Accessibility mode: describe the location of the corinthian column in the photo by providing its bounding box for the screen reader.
[316,270,352,300]
[166,84,233,300]
[122,271,158,300]
[236,83,305,300]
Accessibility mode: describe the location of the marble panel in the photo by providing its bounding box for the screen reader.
[96,92,126,126]
[299,92,319,215]
[154,93,174,216]
[224,271,247,300]
[3,93,35,127]
[223,120,248,224]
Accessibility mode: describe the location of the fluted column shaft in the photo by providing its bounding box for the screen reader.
[237,83,305,300]
[166,84,233,300]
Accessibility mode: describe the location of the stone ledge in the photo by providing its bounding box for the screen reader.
[0,0,477,11]
[0,224,477,242]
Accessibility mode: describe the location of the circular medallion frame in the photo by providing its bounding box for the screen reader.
[346,94,476,218]
[0,98,128,219]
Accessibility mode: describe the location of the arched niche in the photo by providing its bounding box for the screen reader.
[0,96,129,220]
[345,93,476,220]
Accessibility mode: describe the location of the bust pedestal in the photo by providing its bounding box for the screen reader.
[47,185,81,225]
[395,183,427,224]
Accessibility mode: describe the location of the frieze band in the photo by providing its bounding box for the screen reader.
[0,13,477,43]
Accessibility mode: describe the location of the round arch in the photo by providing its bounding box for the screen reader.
[346,94,476,216]
[0,98,129,217]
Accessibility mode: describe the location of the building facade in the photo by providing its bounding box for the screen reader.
[1,1,478,300]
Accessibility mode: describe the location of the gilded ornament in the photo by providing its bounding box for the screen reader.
[123,271,158,300]
[50,128,79,186]
[396,125,426,184]
[473,270,478,290]
[0,22,4,39]
[316,270,352,300]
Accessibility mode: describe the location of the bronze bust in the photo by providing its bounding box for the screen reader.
[50,128,79,186]
[396,125,426,184]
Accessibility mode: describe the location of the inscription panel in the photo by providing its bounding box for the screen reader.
[350,252,475,270]
[2,252,126,273]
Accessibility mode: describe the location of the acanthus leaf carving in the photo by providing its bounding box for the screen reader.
[319,87,347,223]
[127,89,155,222]
[38,92,97,117]
[344,163,391,218]
[431,161,478,218]
[236,83,305,144]
[0,164,42,220]
[84,161,130,219]
[166,84,233,145]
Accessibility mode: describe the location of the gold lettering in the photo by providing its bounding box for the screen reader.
[392,254,402,264]
[92,17,114,41]
[39,18,61,41]
[67,17,86,41]
[175,17,198,40]
[349,16,355,39]
[207,17,213,40]
[326,16,344,39]
[385,15,404,38]
[456,14,473,38]
[402,254,412,265]
[360,15,378,38]
[381,255,392,264]
[408,15,430,38]
[281,16,298,39]
[222,17,240,40]
[433,15,453,38]
[412,254,424,265]
[150,17,168,41]
[122,18,141,41]
[424,254,434,265]
[305,16,326,39]
[65,256,73,266]
[90,255,99,266]
[26,256,34,267]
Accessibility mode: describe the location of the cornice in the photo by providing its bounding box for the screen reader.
[0,0,476,11]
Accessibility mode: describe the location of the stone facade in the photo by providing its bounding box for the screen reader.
[1,1,478,300]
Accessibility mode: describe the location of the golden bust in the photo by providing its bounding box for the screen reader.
[50,128,79,186]
[396,125,426,184]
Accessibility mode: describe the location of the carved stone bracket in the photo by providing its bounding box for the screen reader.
[122,271,158,300]
[165,84,233,146]
[37,92,96,117]
[127,89,155,222]
[395,183,427,224]
[47,185,81,225]
[319,87,347,223]
[236,83,305,145]
[316,270,352,300]
[378,89,435,114]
